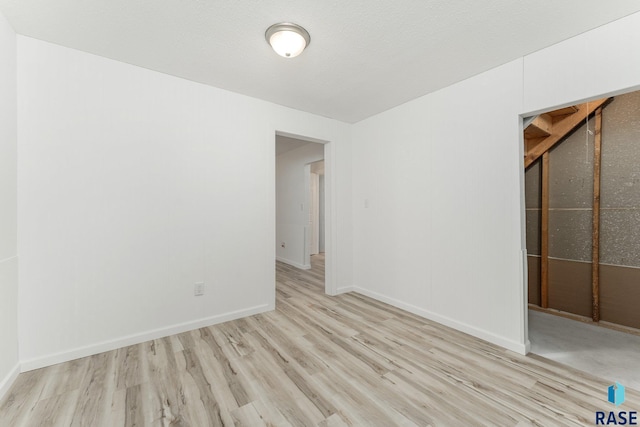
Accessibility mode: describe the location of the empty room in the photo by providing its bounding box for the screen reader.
[1,1,640,426]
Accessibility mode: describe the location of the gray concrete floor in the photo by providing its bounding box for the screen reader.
[529,309,640,391]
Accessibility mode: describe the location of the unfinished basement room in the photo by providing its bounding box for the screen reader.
[1,1,640,426]
[526,90,640,390]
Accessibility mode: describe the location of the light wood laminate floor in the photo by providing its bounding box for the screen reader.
[1,253,639,426]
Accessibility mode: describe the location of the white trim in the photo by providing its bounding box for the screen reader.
[20,303,271,372]
[267,127,277,310]
[336,286,355,294]
[351,287,528,355]
[303,166,311,268]
[517,113,529,357]
[520,249,530,354]
[276,256,310,270]
[0,364,20,401]
[324,140,337,296]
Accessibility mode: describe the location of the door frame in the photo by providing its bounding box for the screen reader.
[274,130,336,296]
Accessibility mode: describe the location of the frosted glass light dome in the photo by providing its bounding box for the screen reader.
[266,23,310,58]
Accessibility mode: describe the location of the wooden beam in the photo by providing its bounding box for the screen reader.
[592,107,603,322]
[541,152,550,309]
[524,114,552,138]
[524,98,610,168]
[525,136,546,155]
[547,106,579,119]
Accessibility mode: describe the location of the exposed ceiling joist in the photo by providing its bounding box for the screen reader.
[524,98,611,168]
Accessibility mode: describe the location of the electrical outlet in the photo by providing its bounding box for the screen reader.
[194,282,205,296]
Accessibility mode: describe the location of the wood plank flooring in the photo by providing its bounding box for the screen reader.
[2,253,639,426]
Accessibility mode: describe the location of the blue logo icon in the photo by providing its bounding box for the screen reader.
[608,382,625,406]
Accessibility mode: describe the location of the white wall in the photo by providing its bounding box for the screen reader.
[17,36,352,369]
[12,10,640,373]
[276,142,324,268]
[0,9,19,399]
[352,59,526,353]
[351,11,640,354]
[523,12,640,115]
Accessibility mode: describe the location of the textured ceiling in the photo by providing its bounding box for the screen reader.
[1,1,639,123]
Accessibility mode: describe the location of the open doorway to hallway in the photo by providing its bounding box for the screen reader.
[275,135,326,289]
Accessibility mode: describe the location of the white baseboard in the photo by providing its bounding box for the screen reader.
[20,303,272,372]
[351,287,528,355]
[276,256,310,270]
[336,286,355,294]
[0,363,20,401]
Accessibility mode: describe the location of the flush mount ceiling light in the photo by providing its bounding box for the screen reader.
[265,23,310,58]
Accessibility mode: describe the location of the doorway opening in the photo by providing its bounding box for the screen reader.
[308,159,325,264]
[275,133,329,295]
[522,88,640,389]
